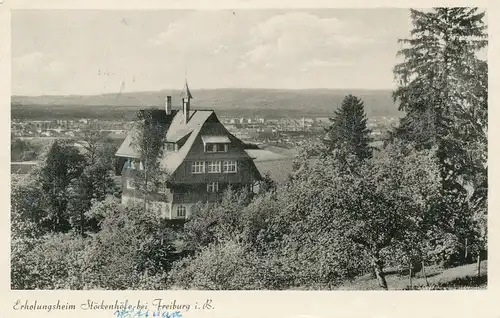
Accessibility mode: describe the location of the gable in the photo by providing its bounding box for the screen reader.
[116,108,261,181]
[183,115,252,161]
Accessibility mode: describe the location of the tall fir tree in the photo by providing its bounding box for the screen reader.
[325,94,372,161]
[392,7,487,193]
[392,8,488,265]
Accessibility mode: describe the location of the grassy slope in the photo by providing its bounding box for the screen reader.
[338,261,487,290]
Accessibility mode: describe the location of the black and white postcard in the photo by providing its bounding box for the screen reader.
[2,1,496,318]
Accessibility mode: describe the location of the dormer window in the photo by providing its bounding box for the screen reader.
[217,144,228,152]
[206,143,228,153]
[202,135,230,153]
[165,142,178,152]
[206,144,217,153]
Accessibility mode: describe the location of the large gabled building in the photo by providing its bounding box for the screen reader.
[115,81,262,219]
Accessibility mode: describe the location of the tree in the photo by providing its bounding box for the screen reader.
[393,7,488,265]
[80,130,101,165]
[80,130,117,168]
[255,172,277,195]
[284,141,441,290]
[252,155,371,289]
[29,140,87,233]
[393,8,487,188]
[66,163,117,236]
[11,168,48,238]
[325,94,372,160]
[11,137,40,161]
[132,108,169,211]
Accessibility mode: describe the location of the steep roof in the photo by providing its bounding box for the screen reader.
[159,110,213,173]
[116,109,215,173]
[245,149,287,161]
[115,132,140,158]
[245,149,292,183]
[201,135,231,144]
[253,159,294,183]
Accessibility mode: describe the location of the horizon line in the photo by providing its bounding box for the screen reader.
[12,87,396,98]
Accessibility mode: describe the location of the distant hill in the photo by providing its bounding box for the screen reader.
[12,88,403,119]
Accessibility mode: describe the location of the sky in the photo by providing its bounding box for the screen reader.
[11,9,434,95]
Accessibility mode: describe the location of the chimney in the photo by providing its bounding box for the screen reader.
[183,98,190,124]
[165,96,172,115]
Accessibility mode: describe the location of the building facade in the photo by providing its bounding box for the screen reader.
[115,81,262,219]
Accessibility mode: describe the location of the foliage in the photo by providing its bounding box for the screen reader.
[66,163,117,235]
[11,232,88,290]
[11,169,48,238]
[81,199,176,289]
[11,140,89,236]
[392,7,488,265]
[12,137,118,236]
[80,130,117,167]
[37,140,87,232]
[255,172,277,195]
[284,141,441,289]
[183,188,252,251]
[169,239,262,290]
[132,108,170,207]
[392,7,487,182]
[325,94,372,160]
[11,137,41,161]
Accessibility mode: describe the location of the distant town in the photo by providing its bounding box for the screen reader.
[11,114,398,143]
[10,108,398,180]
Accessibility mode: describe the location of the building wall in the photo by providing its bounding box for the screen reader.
[172,159,259,185]
[170,117,261,184]
[121,195,172,219]
[171,203,195,219]
[118,112,261,220]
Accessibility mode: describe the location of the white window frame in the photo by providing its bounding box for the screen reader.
[176,205,186,217]
[127,179,135,189]
[223,160,237,173]
[206,144,217,153]
[216,143,228,153]
[207,160,221,173]
[205,143,228,153]
[207,182,219,193]
[166,142,178,152]
[191,161,205,174]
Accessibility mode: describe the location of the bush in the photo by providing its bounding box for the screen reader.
[169,239,262,290]
[11,233,87,290]
[81,200,176,289]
